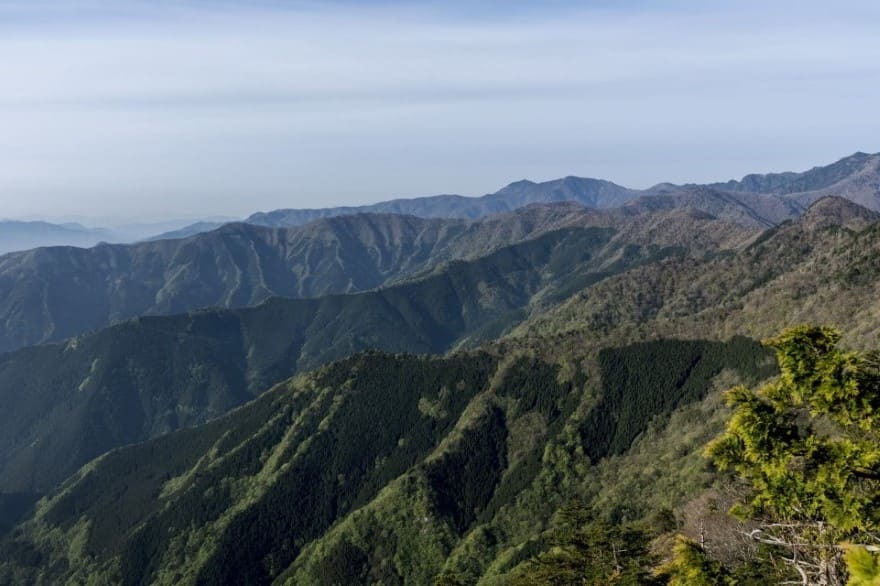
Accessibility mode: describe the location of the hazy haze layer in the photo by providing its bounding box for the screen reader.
[0,0,878,218]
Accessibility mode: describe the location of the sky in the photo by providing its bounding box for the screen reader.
[0,0,879,222]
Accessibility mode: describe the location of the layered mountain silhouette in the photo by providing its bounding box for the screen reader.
[2,152,871,356]
[15,194,863,585]
[3,158,880,585]
[153,152,880,239]
[0,207,747,494]
[0,221,114,255]
[0,202,754,354]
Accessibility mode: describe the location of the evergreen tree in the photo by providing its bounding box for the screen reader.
[655,536,737,586]
[706,326,880,585]
[844,545,880,586]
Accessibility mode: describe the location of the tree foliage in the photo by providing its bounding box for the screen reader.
[655,536,736,586]
[844,545,880,586]
[510,502,659,585]
[706,325,880,585]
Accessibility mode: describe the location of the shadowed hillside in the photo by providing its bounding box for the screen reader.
[0,337,773,585]
[0,204,605,353]
[0,211,740,494]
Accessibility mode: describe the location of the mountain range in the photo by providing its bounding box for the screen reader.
[1,195,879,583]
[0,221,114,256]
[154,151,880,239]
[6,194,876,584]
[0,200,756,355]
[0,152,870,357]
[2,154,880,584]
[0,205,750,495]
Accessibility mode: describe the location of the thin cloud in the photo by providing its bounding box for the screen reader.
[0,0,878,219]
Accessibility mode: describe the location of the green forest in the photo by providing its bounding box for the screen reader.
[3,172,880,584]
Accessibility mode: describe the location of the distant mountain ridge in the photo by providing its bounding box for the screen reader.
[705,151,879,196]
[150,177,637,239]
[151,152,880,240]
[0,221,114,255]
[247,177,637,227]
[0,202,754,354]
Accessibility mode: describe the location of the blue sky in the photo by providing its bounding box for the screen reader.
[1,0,879,221]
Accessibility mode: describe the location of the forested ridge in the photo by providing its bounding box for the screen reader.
[0,219,721,496]
[0,335,776,584]
[0,200,749,355]
[2,193,880,583]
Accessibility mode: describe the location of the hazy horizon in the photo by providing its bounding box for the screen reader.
[1,0,879,221]
[4,149,876,226]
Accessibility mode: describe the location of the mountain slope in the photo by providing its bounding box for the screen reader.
[0,336,772,586]
[0,204,612,354]
[503,197,880,376]
[0,211,746,494]
[5,197,880,584]
[623,187,805,228]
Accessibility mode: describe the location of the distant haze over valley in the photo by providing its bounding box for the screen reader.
[240,150,880,226]
[3,151,879,253]
[2,0,878,221]
[0,216,233,255]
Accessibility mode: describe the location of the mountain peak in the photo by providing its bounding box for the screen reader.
[501,179,537,190]
[799,195,880,232]
[842,150,873,161]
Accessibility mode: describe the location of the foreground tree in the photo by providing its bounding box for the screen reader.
[655,536,736,586]
[706,326,880,585]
